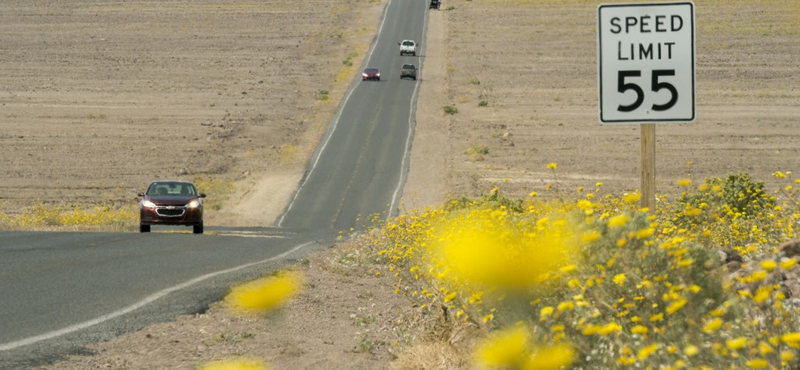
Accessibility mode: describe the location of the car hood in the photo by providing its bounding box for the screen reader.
[145,195,197,206]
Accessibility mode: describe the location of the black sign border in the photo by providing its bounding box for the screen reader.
[598,2,696,124]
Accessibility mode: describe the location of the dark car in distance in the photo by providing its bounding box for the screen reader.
[400,63,417,80]
[362,67,381,81]
[138,180,206,234]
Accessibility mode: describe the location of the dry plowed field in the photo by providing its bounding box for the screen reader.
[428,0,800,200]
[0,0,382,225]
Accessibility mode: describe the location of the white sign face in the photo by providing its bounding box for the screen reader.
[598,2,695,124]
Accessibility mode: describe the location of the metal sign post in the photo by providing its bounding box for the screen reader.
[597,2,696,211]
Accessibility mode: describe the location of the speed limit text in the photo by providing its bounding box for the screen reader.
[610,15,685,61]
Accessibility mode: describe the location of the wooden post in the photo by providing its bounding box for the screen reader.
[641,124,656,213]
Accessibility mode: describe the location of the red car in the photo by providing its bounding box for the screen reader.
[362,67,381,81]
[138,180,206,234]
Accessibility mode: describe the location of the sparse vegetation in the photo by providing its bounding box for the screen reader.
[442,105,458,115]
[343,51,358,66]
[465,145,489,161]
[478,100,488,107]
[317,90,330,101]
[467,77,480,85]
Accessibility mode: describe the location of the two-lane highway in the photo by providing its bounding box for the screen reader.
[1,0,430,368]
[278,0,428,231]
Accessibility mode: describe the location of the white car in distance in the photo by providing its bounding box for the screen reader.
[399,40,417,56]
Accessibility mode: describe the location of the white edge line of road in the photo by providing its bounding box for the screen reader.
[389,4,429,216]
[0,240,316,352]
[276,0,394,227]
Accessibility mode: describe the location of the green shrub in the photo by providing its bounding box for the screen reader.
[442,105,458,115]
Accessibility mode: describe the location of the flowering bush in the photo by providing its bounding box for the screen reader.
[376,172,800,369]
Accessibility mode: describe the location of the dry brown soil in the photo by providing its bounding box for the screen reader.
[4,0,799,369]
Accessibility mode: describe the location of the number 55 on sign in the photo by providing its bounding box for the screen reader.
[598,2,695,124]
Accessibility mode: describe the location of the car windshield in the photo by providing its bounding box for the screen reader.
[402,41,414,46]
[402,64,416,69]
[146,182,196,196]
[365,68,379,73]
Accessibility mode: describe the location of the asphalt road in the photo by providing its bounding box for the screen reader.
[278,0,427,231]
[0,0,429,367]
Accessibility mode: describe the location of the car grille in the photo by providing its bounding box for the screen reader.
[156,207,186,217]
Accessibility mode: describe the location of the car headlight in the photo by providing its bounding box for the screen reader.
[362,73,368,77]
[376,73,380,77]
[141,200,156,208]
[187,200,200,209]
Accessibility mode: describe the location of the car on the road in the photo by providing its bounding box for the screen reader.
[400,63,417,80]
[138,180,206,234]
[398,40,417,56]
[429,0,440,10]
[362,67,381,81]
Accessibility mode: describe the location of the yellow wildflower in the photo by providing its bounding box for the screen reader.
[758,342,774,356]
[761,260,777,271]
[540,306,554,320]
[753,286,772,304]
[782,333,800,343]
[745,359,768,369]
[666,299,687,314]
[726,337,746,350]
[684,345,699,356]
[637,344,659,360]
[613,274,626,286]
[547,162,557,170]
[597,322,622,335]
[474,326,529,368]
[608,214,630,228]
[781,258,797,270]
[781,350,795,362]
[198,358,271,370]
[225,271,303,314]
[560,265,577,273]
[631,325,648,335]
[703,318,723,333]
[678,179,692,187]
[623,192,641,204]
[636,228,655,239]
[521,343,575,370]
[557,301,575,312]
[581,231,601,243]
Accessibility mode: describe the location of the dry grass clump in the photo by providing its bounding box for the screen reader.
[373,169,800,369]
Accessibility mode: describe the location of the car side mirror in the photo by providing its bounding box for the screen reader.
[137,192,144,197]
[397,42,401,45]
[199,193,207,198]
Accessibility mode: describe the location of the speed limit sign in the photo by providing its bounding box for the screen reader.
[598,2,695,124]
